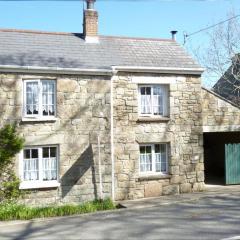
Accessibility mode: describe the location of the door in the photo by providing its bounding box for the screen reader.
[225,143,240,185]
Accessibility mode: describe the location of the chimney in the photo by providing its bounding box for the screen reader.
[170,30,178,41]
[83,0,98,43]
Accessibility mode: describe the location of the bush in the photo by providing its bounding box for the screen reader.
[0,124,24,201]
[0,198,116,221]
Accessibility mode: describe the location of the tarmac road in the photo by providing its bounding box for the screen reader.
[0,189,240,240]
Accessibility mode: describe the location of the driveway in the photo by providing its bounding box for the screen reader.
[1,187,240,240]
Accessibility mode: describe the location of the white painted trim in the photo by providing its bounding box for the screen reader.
[203,125,240,132]
[23,79,57,119]
[138,84,169,117]
[139,143,169,175]
[19,180,60,190]
[19,145,60,189]
[132,76,177,84]
[112,66,204,75]
[21,117,58,122]
[0,65,112,76]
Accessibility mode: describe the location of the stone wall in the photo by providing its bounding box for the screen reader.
[202,87,240,131]
[113,73,205,200]
[0,73,112,205]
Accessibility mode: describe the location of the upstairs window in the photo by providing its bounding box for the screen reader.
[139,85,169,117]
[23,80,56,118]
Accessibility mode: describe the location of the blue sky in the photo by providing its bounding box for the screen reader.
[0,0,239,86]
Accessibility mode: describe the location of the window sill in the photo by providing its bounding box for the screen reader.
[137,117,170,123]
[21,117,58,123]
[136,174,171,181]
[19,180,60,190]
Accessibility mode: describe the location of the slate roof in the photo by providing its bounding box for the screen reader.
[213,55,240,106]
[0,29,201,71]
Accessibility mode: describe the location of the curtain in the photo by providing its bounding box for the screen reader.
[155,145,167,172]
[153,86,163,115]
[42,81,55,116]
[23,158,39,181]
[141,95,151,114]
[26,82,39,115]
[140,153,152,172]
[42,157,57,181]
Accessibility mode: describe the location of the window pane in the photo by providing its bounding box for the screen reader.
[140,146,145,154]
[155,144,167,173]
[23,148,39,181]
[43,147,49,158]
[26,82,39,115]
[24,149,30,159]
[41,81,55,116]
[42,146,57,181]
[32,149,38,158]
[146,146,151,153]
[153,86,163,115]
[140,87,151,114]
[50,147,56,157]
[140,145,152,172]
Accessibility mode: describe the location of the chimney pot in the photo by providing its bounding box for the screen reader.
[171,30,178,41]
[86,0,95,10]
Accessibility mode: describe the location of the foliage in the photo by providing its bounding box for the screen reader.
[187,11,240,88]
[0,175,22,200]
[0,124,24,201]
[0,198,116,221]
[0,124,24,171]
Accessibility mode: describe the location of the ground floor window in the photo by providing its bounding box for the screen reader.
[21,146,58,184]
[139,143,168,174]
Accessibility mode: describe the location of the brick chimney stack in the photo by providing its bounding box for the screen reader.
[83,0,98,43]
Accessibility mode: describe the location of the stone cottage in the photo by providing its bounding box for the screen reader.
[1,0,239,205]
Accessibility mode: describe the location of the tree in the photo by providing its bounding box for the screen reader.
[187,11,240,94]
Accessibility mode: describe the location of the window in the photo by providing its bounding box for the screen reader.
[139,144,168,174]
[139,85,169,117]
[20,146,59,189]
[23,80,56,118]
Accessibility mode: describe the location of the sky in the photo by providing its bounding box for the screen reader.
[0,0,239,86]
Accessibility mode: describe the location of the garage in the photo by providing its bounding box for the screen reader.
[204,132,240,185]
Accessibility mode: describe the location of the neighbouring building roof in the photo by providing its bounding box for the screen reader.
[213,54,240,106]
[0,29,202,72]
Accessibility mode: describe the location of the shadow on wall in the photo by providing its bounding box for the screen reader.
[61,144,98,199]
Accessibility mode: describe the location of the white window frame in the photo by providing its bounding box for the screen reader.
[23,79,57,120]
[139,143,169,175]
[19,145,60,189]
[138,84,169,117]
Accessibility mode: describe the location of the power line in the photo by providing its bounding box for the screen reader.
[184,14,240,44]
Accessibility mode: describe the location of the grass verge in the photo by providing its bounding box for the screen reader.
[0,198,116,221]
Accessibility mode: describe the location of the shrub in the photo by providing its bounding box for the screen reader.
[0,124,24,201]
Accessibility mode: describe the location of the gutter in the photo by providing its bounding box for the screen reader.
[0,65,112,76]
[112,66,205,75]
[0,64,204,76]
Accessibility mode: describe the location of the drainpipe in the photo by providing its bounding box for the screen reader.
[110,70,116,201]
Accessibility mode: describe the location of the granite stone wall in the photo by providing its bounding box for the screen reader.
[0,73,112,205]
[113,73,205,200]
[0,71,209,205]
[202,88,240,131]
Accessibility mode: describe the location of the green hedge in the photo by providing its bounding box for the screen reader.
[0,199,116,221]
